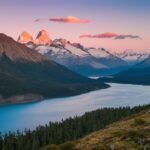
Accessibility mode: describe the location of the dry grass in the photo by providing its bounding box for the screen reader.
[40,110,150,150]
[75,110,150,150]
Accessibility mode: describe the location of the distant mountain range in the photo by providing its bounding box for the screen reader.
[100,56,150,85]
[18,30,128,76]
[16,30,150,86]
[0,33,109,104]
[111,49,150,65]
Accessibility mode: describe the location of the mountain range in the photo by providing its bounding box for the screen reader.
[18,30,129,76]
[100,56,150,85]
[0,33,109,104]
[111,49,150,65]
[2,29,149,104]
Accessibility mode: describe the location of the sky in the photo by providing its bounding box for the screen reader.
[0,0,150,51]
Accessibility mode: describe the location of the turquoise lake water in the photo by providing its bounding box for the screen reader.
[0,83,150,133]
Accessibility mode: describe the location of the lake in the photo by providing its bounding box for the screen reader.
[0,83,150,134]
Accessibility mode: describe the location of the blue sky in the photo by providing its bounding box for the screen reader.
[0,0,150,51]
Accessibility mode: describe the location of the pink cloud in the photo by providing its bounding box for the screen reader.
[80,32,141,40]
[80,32,117,38]
[34,16,92,24]
[49,16,92,23]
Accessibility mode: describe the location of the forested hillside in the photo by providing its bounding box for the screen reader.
[0,104,150,150]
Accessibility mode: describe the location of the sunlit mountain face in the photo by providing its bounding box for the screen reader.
[35,30,52,45]
[17,30,129,76]
[18,32,33,44]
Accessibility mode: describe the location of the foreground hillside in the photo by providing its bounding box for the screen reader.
[41,107,150,150]
[0,33,108,104]
[1,105,150,150]
[75,110,150,150]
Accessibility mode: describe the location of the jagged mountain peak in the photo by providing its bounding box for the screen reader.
[16,31,128,75]
[111,49,150,65]
[72,43,85,50]
[36,30,48,37]
[18,31,33,44]
[53,38,70,47]
[0,33,48,62]
[86,47,113,58]
[35,30,52,45]
[114,49,149,55]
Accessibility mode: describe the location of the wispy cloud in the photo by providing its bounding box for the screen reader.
[49,16,92,23]
[34,18,43,22]
[80,32,141,40]
[80,32,117,38]
[34,16,92,23]
[115,35,141,39]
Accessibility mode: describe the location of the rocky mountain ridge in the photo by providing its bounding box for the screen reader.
[18,30,128,76]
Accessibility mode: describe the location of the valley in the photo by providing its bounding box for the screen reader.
[0,0,150,150]
[1,83,150,134]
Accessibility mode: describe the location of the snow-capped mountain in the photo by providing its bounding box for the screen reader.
[35,39,89,58]
[18,31,128,76]
[111,49,150,65]
[0,33,108,103]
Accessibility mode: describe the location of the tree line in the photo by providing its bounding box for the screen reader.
[0,104,150,150]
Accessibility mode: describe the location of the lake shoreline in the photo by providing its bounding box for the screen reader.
[0,84,109,106]
[1,81,150,106]
[1,83,150,134]
[99,77,150,86]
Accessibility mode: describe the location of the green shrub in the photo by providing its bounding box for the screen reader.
[40,144,60,150]
[134,118,146,126]
[40,141,76,150]
[59,141,76,150]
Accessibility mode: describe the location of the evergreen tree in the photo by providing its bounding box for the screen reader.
[0,104,149,150]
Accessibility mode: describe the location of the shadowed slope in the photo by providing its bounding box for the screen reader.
[0,33,108,104]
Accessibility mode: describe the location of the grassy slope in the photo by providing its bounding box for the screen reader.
[75,110,150,150]
[41,109,150,150]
